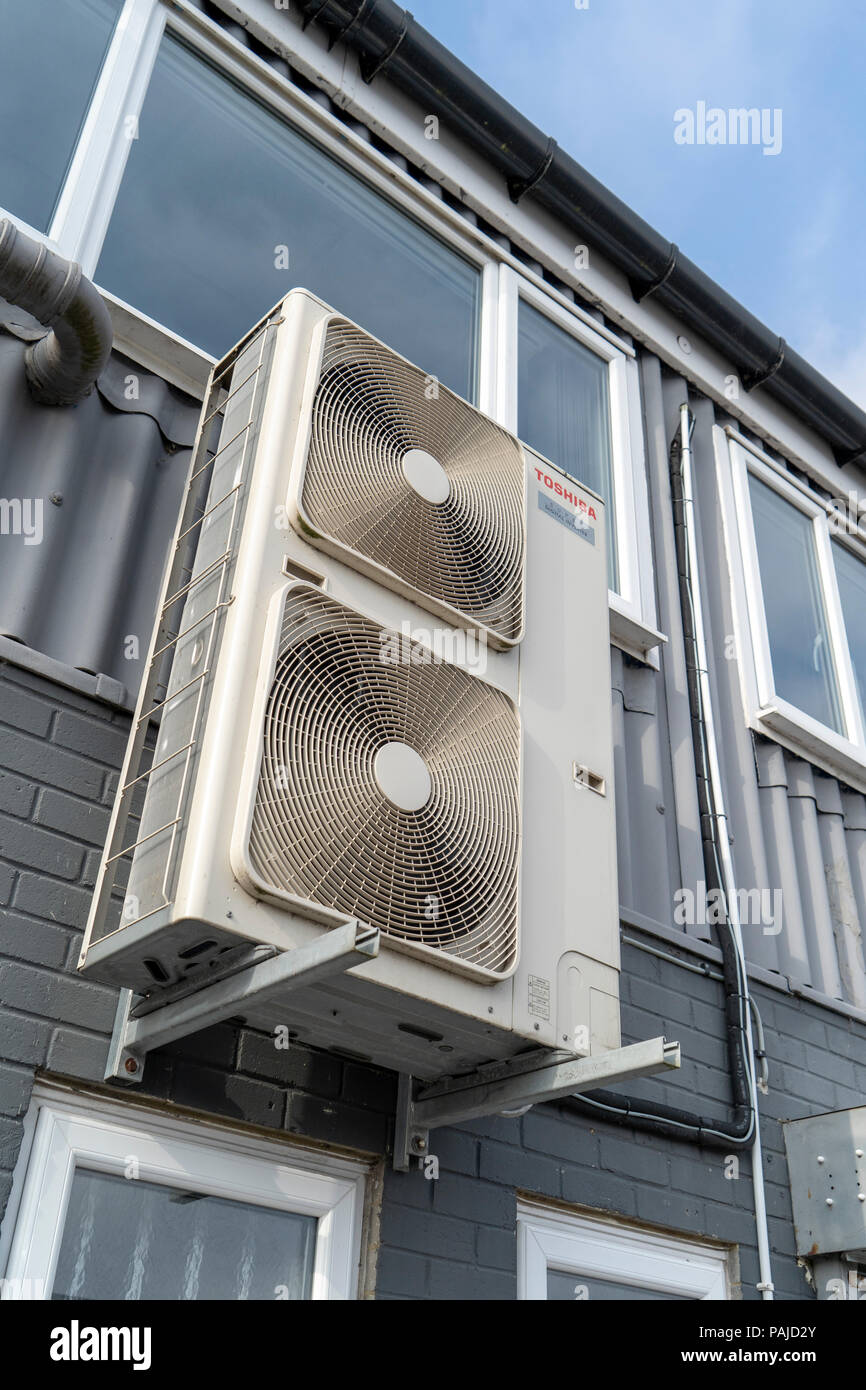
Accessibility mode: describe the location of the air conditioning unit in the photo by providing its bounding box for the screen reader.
[80,289,621,1081]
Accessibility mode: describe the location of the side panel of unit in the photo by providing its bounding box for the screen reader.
[515,455,621,1053]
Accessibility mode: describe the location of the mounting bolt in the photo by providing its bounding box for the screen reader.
[413,1136,426,1152]
[817,1155,825,1164]
[825,1197,834,1207]
[124,1056,139,1075]
[856,1149,864,1158]
[859,1194,865,1203]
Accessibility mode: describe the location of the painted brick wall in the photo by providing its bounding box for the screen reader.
[0,663,398,1190]
[3,660,866,1301]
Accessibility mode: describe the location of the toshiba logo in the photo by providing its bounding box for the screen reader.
[534,467,598,520]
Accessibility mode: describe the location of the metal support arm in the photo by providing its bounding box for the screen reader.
[105,920,379,1082]
[394,1036,681,1169]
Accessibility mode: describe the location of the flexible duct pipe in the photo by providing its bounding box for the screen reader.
[0,219,112,405]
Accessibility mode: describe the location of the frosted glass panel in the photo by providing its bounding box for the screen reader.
[0,0,120,231]
[749,475,842,733]
[97,36,479,397]
[518,299,617,588]
[52,1168,317,1301]
[547,1268,692,1300]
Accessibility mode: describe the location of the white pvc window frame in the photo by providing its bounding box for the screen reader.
[1,0,660,649]
[0,1085,366,1301]
[717,425,866,791]
[3,0,498,392]
[493,266,661,659]
[516,1201,730,1301]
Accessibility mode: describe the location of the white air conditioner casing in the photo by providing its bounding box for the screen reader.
[80,289,620,1081]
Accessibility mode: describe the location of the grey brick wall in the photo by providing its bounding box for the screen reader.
[377,961,866,1302]
[2,660,866,1301]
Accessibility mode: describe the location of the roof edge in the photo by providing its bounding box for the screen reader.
[298,0,866,468]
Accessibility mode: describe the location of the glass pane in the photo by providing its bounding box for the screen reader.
[0,0,120,232]
[52,1168,317,1301]
[748,475,843,734]
[547,1267,693,1300]
[518,298,618,588]
[834,542,866,728]
[96,36,479,397]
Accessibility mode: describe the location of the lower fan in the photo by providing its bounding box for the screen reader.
[245,584,521,978]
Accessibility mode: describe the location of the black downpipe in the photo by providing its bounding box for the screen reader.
[564,414,756,1149]
[297,0,866,467]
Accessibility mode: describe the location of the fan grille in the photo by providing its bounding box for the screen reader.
[300,320,525,645]
[247,586,521,976]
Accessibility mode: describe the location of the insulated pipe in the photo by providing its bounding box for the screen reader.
[0,219,112,405]
[298,0,866,466]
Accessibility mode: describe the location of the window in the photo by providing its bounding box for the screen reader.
[1,1087,365,1300]
[493,266,660,657]
[748,474,843,733]
[0,0,122,233]
[0,0,660,649]
[517,1202,730,1300]
[95,31,480,394]
[833,542,866,725]
[518,297,618,588]
[719,428,866,788]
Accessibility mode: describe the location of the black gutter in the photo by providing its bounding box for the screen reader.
[298,0,866,468]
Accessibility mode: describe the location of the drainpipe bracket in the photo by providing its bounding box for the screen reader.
[630,243,679,303]
[741,337,786,393]
[508,137,557,204]
[359,11,411,84]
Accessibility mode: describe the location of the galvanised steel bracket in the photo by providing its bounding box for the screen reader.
[394,1036,682,1171]
[104,919,380,1083]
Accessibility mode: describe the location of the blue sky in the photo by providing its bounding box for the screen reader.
[407,0,866,408]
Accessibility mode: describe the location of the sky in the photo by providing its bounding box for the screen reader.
[406,0,866,408]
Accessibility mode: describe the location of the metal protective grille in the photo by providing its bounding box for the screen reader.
[248,586,520,976]
[300,321,525,645]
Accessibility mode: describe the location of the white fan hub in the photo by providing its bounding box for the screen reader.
[400,448,451,505]
[373,740,432,812]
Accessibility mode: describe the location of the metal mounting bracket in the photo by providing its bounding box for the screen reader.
[104,919,380,1083]
[393,1036,681,1170]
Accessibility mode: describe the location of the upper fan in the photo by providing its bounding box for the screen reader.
[293,319,525,648]
[245,584,521,978]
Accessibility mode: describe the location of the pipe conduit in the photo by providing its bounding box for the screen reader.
[0,219,113,406]
[565,405,776,1296]
[298,0,866,467]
